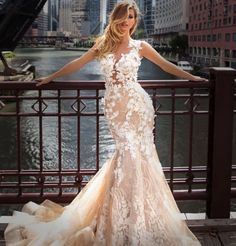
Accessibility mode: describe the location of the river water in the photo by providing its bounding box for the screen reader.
[0,48,235,213]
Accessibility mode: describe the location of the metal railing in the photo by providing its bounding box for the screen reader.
[0,67,235,218]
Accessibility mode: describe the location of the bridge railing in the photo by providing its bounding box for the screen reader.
[0,67,235,218]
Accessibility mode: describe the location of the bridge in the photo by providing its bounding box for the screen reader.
[18,36,74,47]
[0,68,236,245]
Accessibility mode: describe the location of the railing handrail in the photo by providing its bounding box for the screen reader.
[0,80,210,90]
[0,68,235,219]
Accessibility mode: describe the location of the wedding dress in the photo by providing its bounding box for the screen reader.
[0,39,202,245]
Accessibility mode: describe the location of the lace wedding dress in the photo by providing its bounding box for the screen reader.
[0,39,201,245]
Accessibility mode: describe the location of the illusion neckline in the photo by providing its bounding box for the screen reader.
[111,38,135,65]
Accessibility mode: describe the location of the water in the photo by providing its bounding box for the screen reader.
[1,48,234,214]
[1,47,176,171]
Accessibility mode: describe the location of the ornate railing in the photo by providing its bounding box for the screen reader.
[0,67,235,218]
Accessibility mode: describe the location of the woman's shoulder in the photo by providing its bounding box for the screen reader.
[131,39,151,50]
[131,39,150,45]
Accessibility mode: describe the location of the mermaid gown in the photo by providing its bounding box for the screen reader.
[0,39,202,245]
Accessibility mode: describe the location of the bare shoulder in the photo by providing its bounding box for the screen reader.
[139,40,155,57]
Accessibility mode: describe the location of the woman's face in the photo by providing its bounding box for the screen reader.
[118,8,136,34]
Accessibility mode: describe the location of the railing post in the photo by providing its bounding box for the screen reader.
[206,67,236,218]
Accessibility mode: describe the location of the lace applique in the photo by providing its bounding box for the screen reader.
[100,39,143,88]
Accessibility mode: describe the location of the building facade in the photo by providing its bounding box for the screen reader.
[26,7,48,36]
[88,0,101,35]
[58,0,73,35]
[151,0,188,45]
[48,0,59,32]
[142,0,155,37]
[71,0,90,37]
[188,0,236,68]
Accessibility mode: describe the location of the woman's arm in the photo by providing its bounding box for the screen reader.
[36,46,98,86]
[140,41,206,81]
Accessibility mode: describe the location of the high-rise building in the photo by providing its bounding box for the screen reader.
[88,0,101,35]
[71,0,90,37]
[151,0,188,45]
[100,0,107,33]
[48,0,59,31]
[143,0,155,37]
[59,0,73,35]
[188,0,236,68]
[26,7,48,36]
[107,0,118,15]
[37,9,49,36]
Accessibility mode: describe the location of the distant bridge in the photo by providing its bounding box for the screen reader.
[18,36,74,46]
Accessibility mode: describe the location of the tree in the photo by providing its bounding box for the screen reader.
[169,34,188,58]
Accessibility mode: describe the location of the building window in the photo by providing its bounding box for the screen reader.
[213,48,218,56]
[198,47,202,55]
[233,33,236,42]
[207,48,211,56]
[225,49,230,58]
[202,35,206,41]
[207,35,211,42]
[213,34,216,41]
[203,47,206,55]
[225,33,231,41]
[234,4,236,13]
[198,35,201,41]
[232,50,236,58]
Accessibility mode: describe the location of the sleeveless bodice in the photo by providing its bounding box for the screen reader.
[99,39,142,88]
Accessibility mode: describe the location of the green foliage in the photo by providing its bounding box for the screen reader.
[169,34,188,56]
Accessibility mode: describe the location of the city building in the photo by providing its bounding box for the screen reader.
[58,0,73,35]
[25,6,48,36]
[142,0,156,38]
[88,0,101,35]
[48,0,59,32]
[71,0,90,37]
[188,0,236,68]
[107,0,118,16]
[150,0,188,46]
[100,0,107,33]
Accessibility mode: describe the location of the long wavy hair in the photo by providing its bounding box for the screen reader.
[95,1,140,59]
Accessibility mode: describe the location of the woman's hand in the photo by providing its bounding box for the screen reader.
[36,76,53,87]
[190,75,208,82]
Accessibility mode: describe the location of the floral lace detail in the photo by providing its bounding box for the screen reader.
[100,39,142,88]
[95,39,202,245]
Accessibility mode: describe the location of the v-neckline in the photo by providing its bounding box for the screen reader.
[111,39,134,65]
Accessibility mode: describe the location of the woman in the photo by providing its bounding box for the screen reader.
[1,1,204,245]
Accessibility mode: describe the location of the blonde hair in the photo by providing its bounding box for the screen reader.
[95,1,140,59]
